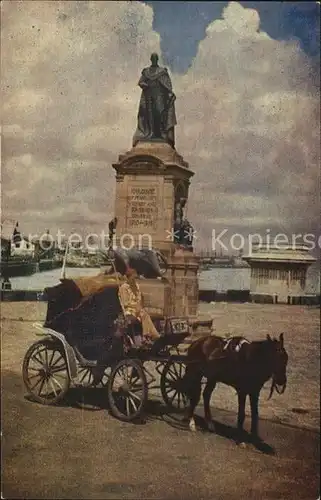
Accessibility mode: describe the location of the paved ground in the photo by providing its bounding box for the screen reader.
[1,302,320,499]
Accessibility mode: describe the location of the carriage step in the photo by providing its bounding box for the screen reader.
[78,360,97,368]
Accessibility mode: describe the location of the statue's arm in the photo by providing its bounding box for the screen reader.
[161,68,175,99]
[138,70,149,89]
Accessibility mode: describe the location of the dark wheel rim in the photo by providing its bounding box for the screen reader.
[23,340,69,404]
[161,361,188,410]
[108,360,147,421]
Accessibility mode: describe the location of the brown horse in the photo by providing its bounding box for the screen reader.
[183,333,288,444]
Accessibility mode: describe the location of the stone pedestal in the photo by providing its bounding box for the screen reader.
[167,248,199,317]
[138,278,172,317]
[112,140,199,318]
[112,142,193,253]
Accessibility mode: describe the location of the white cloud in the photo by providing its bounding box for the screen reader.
[208,1,261,37]
[175,2,320,241]
[1,1,319,246]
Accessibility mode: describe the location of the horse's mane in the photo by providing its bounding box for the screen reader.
[243,338,275,357]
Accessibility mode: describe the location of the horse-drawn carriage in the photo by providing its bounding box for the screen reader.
[22,272,191,422]
[22,245,288,438]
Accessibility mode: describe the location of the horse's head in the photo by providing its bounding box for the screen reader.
[266,333,288,398]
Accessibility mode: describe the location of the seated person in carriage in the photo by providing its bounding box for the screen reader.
[105,243,167,351]
[116,267,161,348]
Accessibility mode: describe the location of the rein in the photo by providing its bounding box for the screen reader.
[268,376,287,400]
[256,339,287,400]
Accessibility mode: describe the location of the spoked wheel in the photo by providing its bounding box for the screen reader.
[100,367,112,387]
[22,338,70,405]
[76,367,96,387]
[160,361,188,411]
[76,366,111,388]
[107,359,147,422]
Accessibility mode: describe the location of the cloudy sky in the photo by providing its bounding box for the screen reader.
[2,1,320,250]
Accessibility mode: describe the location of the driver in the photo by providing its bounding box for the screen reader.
[118,267,161,346]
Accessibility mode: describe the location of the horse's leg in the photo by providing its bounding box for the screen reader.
[249,391,260,441]
[181,365,196,418]
[184,370,202,432]
[203,379,217,432]
[236,390,247,444]
[188,377,202,432]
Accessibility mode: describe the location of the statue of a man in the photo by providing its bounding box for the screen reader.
[133,53,177,149]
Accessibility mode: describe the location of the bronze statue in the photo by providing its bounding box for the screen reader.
[133,53,176,148]
[173,197,185,244]
[181,218,194,251]
[172,198,194,249]
[108,217,117,244]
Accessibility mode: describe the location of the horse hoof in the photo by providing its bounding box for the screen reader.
[189,420,196,432]
[238,441,247,449]
[207,421,215,433]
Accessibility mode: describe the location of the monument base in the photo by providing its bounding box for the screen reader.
[137,278,172,317]
[130,249,200,319]
[166,247,199,317]
[112,140,200,319]
[112,141,193,252]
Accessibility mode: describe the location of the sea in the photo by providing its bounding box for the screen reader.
[7,263,320,295]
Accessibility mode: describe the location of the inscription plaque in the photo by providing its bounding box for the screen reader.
[127,185,159,229]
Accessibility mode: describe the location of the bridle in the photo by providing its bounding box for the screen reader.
[268,377,287,400]
[267,344,287,399]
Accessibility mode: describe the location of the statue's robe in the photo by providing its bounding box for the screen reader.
[133,65,177,148]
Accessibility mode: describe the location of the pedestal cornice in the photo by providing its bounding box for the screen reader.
[112,141,194,180]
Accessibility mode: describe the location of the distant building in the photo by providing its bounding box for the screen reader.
[86,235,100,255]
[87,244,100,256]
[6,222,35,258]
[243,243,317,303]
[32,230,55,259]
[11,236,35,258]
[69,240,82,250]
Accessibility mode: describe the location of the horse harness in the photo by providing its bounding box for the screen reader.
[223,337,251,353]
[208,337,251,361]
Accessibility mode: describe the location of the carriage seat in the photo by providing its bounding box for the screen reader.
[66,332,113,366]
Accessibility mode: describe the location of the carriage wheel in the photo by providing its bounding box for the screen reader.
[160,361,188,411]
[76,366,111,388]
[22,339,70,405]
[107,359,147,422]
[100,367,112,387]
[76,367,96,387]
